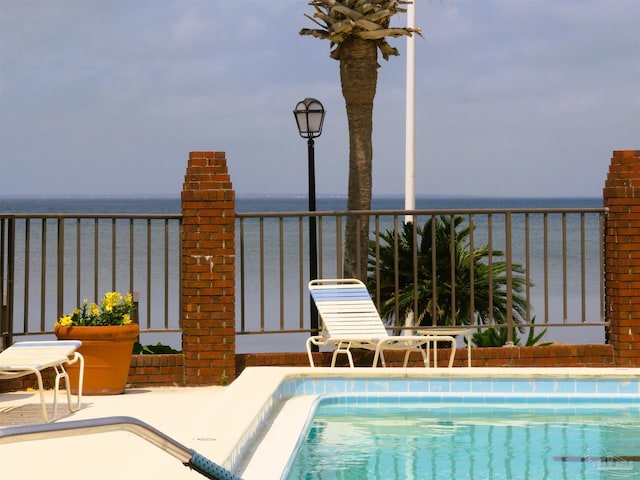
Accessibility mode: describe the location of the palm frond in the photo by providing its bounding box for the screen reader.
[302,0,420,60]
[300,28,331,40]
[331,4,364,20]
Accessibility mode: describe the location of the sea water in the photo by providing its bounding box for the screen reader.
[0,193,601,215]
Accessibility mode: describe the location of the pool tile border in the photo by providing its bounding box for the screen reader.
[284,375,640,397]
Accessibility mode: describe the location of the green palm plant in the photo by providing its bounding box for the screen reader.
[471,316,550,347]
[368,215,530,330]
[301,1,420,282]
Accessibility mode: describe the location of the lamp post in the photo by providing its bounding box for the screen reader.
[293,98,325,350]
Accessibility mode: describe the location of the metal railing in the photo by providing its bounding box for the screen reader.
[1,206,608,350]
[237,207,608,346]
[0,214,181,348]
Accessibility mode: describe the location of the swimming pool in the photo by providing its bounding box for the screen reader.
[286,395,640,479]
[220,368,640,479]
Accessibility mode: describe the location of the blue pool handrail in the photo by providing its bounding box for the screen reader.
[0,415,242,480]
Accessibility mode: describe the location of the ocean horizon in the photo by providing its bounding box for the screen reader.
[0,194,602,214]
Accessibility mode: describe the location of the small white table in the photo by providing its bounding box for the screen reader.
[418,327,472,367]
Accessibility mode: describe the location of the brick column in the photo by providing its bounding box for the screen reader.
[603,150,640,366]
[181,151,236,384]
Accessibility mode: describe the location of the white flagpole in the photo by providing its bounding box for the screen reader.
[405,0,416,224]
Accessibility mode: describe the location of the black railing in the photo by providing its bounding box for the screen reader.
[236,207,608,347]
[1,207,608,351]
[0,214,181,349]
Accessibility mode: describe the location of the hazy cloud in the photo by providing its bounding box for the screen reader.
[1,0,638,198]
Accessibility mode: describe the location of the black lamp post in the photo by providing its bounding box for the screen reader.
[293,98,325,349]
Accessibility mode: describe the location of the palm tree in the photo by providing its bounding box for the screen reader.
[368,215,530,332]
[301,0,420,281]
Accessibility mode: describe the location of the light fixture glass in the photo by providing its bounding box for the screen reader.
[293,98,325,139]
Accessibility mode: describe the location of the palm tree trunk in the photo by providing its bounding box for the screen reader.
[338,38,379,281]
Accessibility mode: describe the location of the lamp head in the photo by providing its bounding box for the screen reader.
[293,98,325,139]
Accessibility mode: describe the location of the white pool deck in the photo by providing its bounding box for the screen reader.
[1,366,640,480]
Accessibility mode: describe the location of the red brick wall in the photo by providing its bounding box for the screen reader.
[0,354,186,393]
[127,354,185,387]
[603,150,640,366]
[235,344,614,374]
[181,151,236,385]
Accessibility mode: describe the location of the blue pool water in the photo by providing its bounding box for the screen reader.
[273,376,640,480]
[286,396,640,479]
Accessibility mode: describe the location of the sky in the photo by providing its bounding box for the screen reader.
[0,0,638,199]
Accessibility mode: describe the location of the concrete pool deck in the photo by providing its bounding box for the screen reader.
[0,385,229,480]
[1,367,640,479]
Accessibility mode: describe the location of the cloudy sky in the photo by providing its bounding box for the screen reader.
[1,0,638,198]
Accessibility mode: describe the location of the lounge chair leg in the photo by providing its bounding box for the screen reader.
[330,350,354,368]
[346,351,354,368]
[403,350,410,368]
[306,338,318,367]
[448,338,457,368]
[434,341,438,368]
[432,337,457,368]
[420,348,428,367]
[34,371,50,423]
[403,348,428,368]
[58,364,75,414]
[64,352,84,411]
[372,350,386,368]
[331,342,355,367]
[425,342,430,368]
[307,349,315,368]
[52,365,63,420]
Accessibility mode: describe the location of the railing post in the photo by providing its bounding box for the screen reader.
[504,212,514,346]
[57,218,65,319]
[132,289,140,344]
[603,150,640,366]
[181,151,236,385]
[0,217,15,350]
[0,294,6,351]
[0,218,5,350]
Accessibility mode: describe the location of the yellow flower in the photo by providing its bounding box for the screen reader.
[103,291,122,312]
[59,291,134,327]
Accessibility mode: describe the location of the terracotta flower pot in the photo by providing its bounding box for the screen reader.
[54,323,139,395]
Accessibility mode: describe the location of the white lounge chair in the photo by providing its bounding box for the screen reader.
[0,341,84,423]
[307,279,456,368]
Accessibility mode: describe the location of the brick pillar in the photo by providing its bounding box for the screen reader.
[181,151,236,384]
[603,150,640,366]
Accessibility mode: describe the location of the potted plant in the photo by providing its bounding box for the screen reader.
[54,291,139,395]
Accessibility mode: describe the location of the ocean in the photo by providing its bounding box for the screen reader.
[0,195,602,215]
[0,195,605,352]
